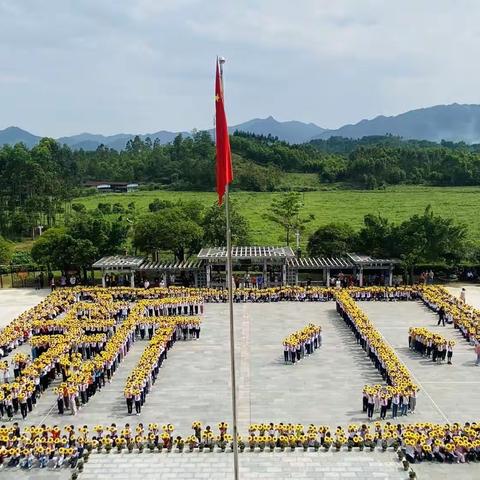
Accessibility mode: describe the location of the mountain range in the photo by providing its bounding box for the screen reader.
[2,103,480,150]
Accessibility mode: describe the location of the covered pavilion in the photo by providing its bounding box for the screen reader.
[92,247,399,288]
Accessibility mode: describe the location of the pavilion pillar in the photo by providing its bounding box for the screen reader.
[359,267,364,287]
[295,268,299,286]
[102,271,106,288]
[130,271,135,288]
[263,259,267,287]
[326,268,330,287]
[282,263,286,286]
[206,264,211,288]
[389,266,393,287]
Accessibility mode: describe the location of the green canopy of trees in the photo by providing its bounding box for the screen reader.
[307,223,355,257]
[265,192,314,245]
[31,211,129,277]
[0,236,13,265]
[133,201,251,261]
[4,131,480,243]
[307,207,468,278]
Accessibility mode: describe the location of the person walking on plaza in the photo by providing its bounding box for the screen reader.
[409,390,417,413]
[400,393,409,416]
[392,393,400,418]
[125,391,133,414]
[134,391,141,415]
[475,342,480,366]
[380,395,388,420]
[446,342,454,364]
[437,306,445,326]
[366,392,375,420]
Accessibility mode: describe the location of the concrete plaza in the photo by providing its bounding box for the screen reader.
[1,286,480,479]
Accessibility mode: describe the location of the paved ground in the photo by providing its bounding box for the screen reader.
[412,461,480,480]
[9,301,385,430]
[11,297,478,430]
[79,451,408,480]
[359,300,479,424]
[2,287,480,479]
[0,451,408,480]
[0,288,49,329]
[446,284,480,309]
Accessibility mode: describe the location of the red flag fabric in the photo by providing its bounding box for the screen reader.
[215,59,233,205]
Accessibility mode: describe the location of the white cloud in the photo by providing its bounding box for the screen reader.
[0,0,480,135]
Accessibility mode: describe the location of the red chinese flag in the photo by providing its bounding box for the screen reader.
[215,59,233,205]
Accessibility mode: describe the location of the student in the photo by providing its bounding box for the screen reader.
[400,393,409,416]
[391,392,399,418]
[366,393,375,420]
[125,391,133,414]
[409,389,417,413]
[437,306,446,326]
[379,395,388,420]
[134,391,141,415]
[475,342,480,366]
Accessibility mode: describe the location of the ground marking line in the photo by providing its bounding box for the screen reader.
[354,300,451,424]
[419,381,480,385]
[37,401,58,427]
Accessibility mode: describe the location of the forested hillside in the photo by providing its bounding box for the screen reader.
[2,131,480,239]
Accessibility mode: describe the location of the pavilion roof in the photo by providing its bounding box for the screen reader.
[138,259,203,271]
[287,256,354,269]
[197,246,295,260]
[346,253,400,267]
[92,255,145,270]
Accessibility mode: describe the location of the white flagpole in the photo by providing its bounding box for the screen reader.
[219,56,240,480]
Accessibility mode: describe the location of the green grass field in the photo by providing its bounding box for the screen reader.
[73,186,480,248]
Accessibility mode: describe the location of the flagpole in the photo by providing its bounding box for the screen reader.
[219,57,240,480]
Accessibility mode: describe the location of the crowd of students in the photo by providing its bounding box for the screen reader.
[0,288,204,421]
[409,327,455,363]
[123,315,202,415]
[282,324,322,364]
[335,290,419,420]
[1,420,479,469]
[349,287,419,302]
[420,286,480,344]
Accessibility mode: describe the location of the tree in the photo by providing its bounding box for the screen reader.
[31,228,73,272]
[0,236,13,264]
[66,211,128,256]
[112,203,125,214]
[71,204,86,213]
[133,207,203,261]
[97,203,112,214]
[31,227,98,278]
[307,223,355,257]
[148,198,174,212]
[70,238,98,281]
[356,214,395,257]
[393,206,467,281]
[265,192,314,245]
[202,201,250,246]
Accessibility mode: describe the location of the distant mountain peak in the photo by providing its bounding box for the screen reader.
[3,103,480,150]
[312,103,480,144]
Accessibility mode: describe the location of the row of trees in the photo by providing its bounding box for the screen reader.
[24,189,475,281]
[4,132,480,242]
[307,206,471,278]
[317,145,480,188]
[27,200,251,277]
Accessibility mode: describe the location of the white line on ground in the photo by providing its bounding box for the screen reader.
[358,304,452,424]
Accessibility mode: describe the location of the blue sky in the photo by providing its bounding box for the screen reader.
[1,0,479,136]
